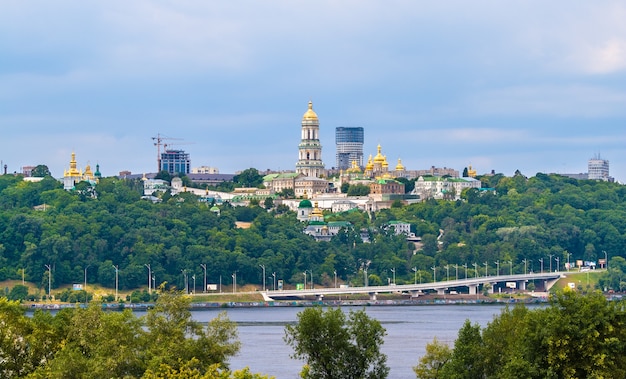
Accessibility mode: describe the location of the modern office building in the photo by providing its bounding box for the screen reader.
[588,155,610,181]
[335,126,364,170]
[161,149,190,174]
[296,101,325,178]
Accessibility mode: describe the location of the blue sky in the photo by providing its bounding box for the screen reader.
[2,1,626,182]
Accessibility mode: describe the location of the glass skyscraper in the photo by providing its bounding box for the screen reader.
[335,127,364,170]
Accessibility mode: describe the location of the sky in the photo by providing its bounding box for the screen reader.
[2,1,626,182]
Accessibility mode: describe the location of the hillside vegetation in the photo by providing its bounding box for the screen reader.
[1,172,626,294]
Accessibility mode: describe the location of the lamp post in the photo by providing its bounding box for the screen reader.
[145,264,151,294]
[390,267,396,285]
[192,275,196,294]
[232,272,237,293]
[522,259,527,275]
[495,260,500,276]
[181,269,188,294]
[412,267,417,284]
[603,250,608,270]
[454,264,459,281]
[45,264,52,302]
[333,270,337,288]
[431,266,436,282]
[484,261,488,277]
[84,265,90,305]
[548,254,553,273]
[152,275,156,291]
[555,257,560,272]
[444,265,449,281]
[308,269,314,289]
[112,265,119,301]
[272,272,276,291]
[259,264,266,291]
[303,272,307,290]
[463,263,468,279]
[538,258,543,274]
[473,263,478,278]
[565,252,571,271]
[200,264,207,293]
[508,260,513,275]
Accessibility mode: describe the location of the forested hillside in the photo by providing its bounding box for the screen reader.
[1,172,625,293]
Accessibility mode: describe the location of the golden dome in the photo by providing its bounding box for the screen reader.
[310,201,323,218]
[365,155,374,171]
[302,101,319,122]
[64,152,82,177]
[84,164,94,179]
[382,155,389,168]
[347,160,362,173]
[373,144,385,164]
[395,158,405,171]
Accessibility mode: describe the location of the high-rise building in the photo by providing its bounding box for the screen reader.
[588,155,610,181]
[335,127,364,170]
[161,149,190,174]
[296,101,325,178]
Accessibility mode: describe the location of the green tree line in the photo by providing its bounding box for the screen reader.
[1,171,626,292]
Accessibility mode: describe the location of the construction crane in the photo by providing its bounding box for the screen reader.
[152,133,183,173]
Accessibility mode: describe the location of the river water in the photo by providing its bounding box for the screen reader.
[190,304,511,379]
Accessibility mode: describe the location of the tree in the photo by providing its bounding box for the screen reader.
[8,284,29,301]
[284,307,388,379]
[413,337,452,379]
[31,165,52,177]
[347,184,370,197]
[263,197,274,210]
[234,168,263,188]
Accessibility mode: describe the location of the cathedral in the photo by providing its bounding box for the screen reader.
[63,152,100,190]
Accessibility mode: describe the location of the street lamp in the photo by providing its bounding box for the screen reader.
[192,275,196,294]
[431,266,436,282]
[463,263,468,279]
[303,272,307,290]
[508,260,513,275]
[484,262,488,277]
[444,265,449,281]
[412,267,417,284]
[308,269,314,289]
[522,259,527,275]
[538,258,543,274]
[145,264,151,294]
[555,257,560,272]
[272,272,277,291]
[232,272,237,293]
[548,254,553,273]
[454,264,459,281]
[84,264,90,304]
[45,264,52,302]
[495,260,500,276]
[112,265,119,301]
[390,268,396,285]
[181,269,188,294]
[333,270,337,288]
[473,263,478,278]
[200,264,207,293]
[259,264,266,291]
[603,250,608,270]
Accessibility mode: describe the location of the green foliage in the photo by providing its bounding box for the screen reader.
[413,337,452,379]
[234,168,263,188]
[284,307,388,379]
[419,292,626,379]
[0,292,245,378]
[31,165,52,178]
[347,184,370,196]
[7,284,29,301]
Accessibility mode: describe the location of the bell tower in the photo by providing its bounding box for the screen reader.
[295,101,325,177]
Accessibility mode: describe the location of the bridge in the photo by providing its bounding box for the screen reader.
[262,272,565,301]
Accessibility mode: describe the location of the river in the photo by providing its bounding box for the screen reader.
[189,304,513,379]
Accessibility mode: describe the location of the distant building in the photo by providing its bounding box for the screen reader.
[588,155,612,181]
[296,101,325,178]
[336,127,364,170]
[192,166,219,174]
[411,176,481,200]
[62,152,98,190]
[161,149,190,174]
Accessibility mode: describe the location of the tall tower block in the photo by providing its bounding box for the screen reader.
[336,127,364,170]
[296,101,325,178]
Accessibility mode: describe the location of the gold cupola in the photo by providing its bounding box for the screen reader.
[64,152,82,177]
[373,144,385,164]
[365,155,374,171]
[395,158,405,171]
[302,101,319,121]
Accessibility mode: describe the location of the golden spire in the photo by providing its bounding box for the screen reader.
[302,100,319,121]
[64,152,82,177]
[374,144,385,164]
[365,154,374,171]
[310,201,323,218]
[395,158,405,171]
